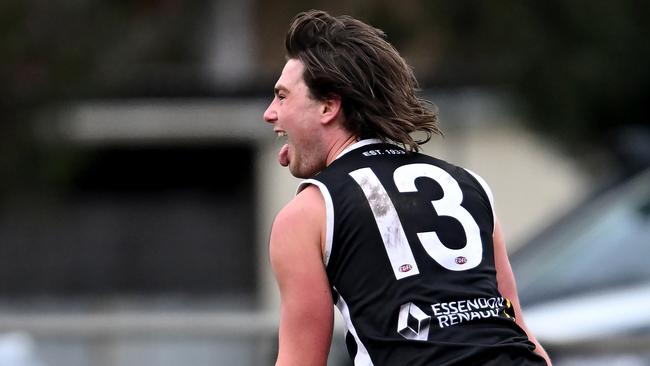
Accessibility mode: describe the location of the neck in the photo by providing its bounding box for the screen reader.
[325,133,358,166]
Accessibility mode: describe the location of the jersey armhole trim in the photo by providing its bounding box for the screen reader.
[463,168,496,231]
[333,287,374,365]
[297,179,334,267]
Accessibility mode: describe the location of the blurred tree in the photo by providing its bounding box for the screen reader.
[418,0,650,174]
[0,0,211,103]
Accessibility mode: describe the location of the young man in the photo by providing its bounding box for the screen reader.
[264,10,551,366]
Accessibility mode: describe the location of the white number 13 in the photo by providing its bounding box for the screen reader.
[350,163,483,279]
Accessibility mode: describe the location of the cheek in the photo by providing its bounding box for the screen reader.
[294,126,319,153]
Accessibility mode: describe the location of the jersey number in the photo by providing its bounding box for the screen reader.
[349,164,483,280]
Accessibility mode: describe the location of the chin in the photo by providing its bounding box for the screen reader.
[289,162,321,179]
[289,167,312,179]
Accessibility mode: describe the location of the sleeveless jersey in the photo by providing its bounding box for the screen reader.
[298,139,546,366]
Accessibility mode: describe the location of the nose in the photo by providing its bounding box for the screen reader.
[263,101,277,124]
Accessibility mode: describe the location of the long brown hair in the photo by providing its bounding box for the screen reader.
[285,10,441,151]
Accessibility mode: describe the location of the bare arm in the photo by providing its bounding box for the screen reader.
[494,218,552,365]
[270,185,333,366]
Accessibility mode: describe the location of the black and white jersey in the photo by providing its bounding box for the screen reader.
[298,139,546,366]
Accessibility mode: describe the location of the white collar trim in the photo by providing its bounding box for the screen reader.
[335,138,384,160]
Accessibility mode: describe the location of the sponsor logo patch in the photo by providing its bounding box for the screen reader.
[399,264,413,273]
[455,256,468,265]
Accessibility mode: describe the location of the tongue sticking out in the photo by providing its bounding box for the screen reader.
[278,143,289,167]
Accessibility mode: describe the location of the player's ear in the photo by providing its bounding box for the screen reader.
[320,94,342,125]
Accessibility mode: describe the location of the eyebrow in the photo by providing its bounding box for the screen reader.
[274,85,289,95]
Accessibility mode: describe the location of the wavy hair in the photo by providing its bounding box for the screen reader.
[285,10,441,151]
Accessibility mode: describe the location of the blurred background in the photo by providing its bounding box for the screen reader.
[1,0,648,365]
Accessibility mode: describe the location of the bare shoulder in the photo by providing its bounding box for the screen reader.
[273,185,324,232]
[270,184,325,257]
